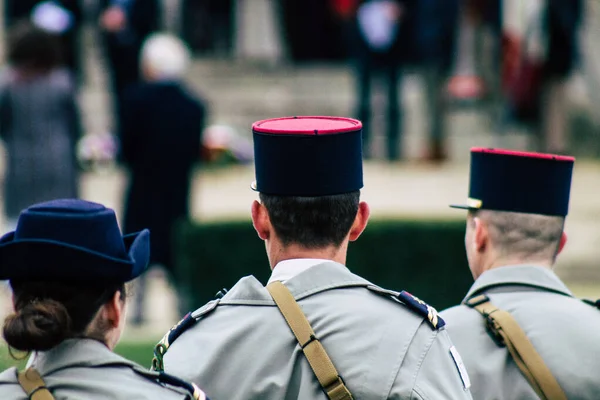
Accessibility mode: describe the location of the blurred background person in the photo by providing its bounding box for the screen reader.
[412,0,461,162]
[98,0,160,143]
[472,0,583,154]
[120,33,207,325]
[536,0,583,154]
[445,0,501,104]
[338,0,461,162]
[347,0,407,161]
[0,22,82,232]
[4,0,84,86]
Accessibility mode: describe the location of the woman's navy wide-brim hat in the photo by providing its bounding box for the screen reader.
[450,148,575,217]
[0,199,150,282]
[251,116,364,196]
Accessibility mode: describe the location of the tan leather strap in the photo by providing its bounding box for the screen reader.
[467,295,567,400]
[17,368,55,400]
[267,281,353,400]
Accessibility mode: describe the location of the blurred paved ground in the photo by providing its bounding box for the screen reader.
[0,6,598,341]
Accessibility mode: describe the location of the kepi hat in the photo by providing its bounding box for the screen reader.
[451,148,575,217]
[251,116,364,197]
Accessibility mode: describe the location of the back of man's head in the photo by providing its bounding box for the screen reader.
[259,191,360,249]
[473,210,565,263]
[251,116,365,255]
[452,148,575,275]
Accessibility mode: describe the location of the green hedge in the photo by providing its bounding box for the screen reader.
[173,219,474,311]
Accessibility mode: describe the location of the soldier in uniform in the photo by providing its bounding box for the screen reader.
[153,116,472,399]
[441,148,600,399]
[0,199,209,400]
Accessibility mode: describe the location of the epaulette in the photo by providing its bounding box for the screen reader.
[366,285,445,330]
[132,365,210,400]
[152,299,220,372]
[398,290,445,329]
[583,298,600,310]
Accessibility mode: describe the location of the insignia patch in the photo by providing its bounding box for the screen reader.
[152,299,221,372]
[450,345,471,391]
[135,366,210,399]
[152,312,197,372]
[397,291,445,330]
[157,371,210,400]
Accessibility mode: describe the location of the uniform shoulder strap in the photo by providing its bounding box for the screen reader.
[131,365,210,400]
[583,298,600,310]
[17,368,55,400]
[365,285,445,330]
[465,294,567,400]
[153,299,220,372]
[266,281,353,400]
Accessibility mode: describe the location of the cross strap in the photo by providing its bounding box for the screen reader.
[466,294,567,400]
[17,368,55,400]
[267,281,353,400]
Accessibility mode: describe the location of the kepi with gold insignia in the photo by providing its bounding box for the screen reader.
[451,148,575,217]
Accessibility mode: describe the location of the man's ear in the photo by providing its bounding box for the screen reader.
[251,200,271,241]
[557,231,568,255]
[348,202,370,242]
[473,217,488,253]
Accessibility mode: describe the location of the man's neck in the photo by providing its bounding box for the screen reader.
[476,257,554,279]
[268,243,348,270]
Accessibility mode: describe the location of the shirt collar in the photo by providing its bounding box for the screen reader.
[463,264,573,303]
[221,261,371,304]
[267,258,331,285]
[30,338,129,375]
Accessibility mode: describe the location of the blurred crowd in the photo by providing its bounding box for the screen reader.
[333,0,583,161]
[0,0,588,324]
[0,0,209,324]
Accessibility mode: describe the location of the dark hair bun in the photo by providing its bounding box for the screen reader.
[3,299,72,352]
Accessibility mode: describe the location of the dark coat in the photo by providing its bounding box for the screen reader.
[98,0,161,135]
[0,69,81,219]
[545,0,583,77]
[98,0,160,49]
[120,82,206,271]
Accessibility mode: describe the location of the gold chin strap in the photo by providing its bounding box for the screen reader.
[466,294,567,400]
[267,281,353,400]
[17,368,55,400]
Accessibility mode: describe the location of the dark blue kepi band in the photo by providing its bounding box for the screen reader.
[253,129,364,197]
[468,151,574,216]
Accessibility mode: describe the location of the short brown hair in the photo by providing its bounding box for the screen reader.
[472,210,565,261]
[259,191,360,248]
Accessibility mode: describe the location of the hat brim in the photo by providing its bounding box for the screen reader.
[449,197,483,211]
[449,204,473,210]
[0,229,150,282]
